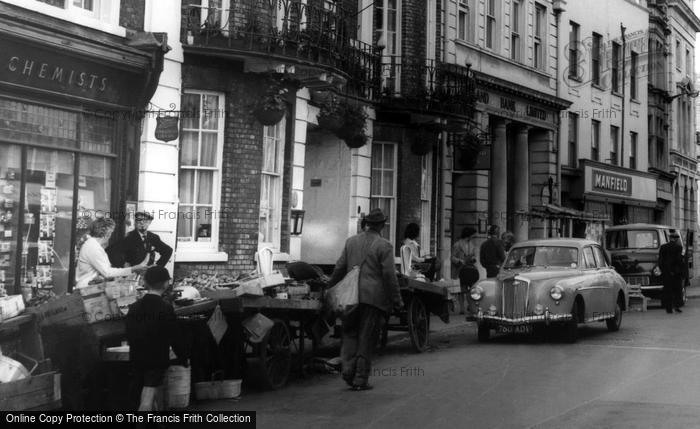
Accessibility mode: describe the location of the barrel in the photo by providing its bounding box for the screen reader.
[164,365,190,409]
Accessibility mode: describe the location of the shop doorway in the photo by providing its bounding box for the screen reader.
[612,203,628,225]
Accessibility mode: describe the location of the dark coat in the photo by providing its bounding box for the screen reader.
[126,294,183,370]
[107,230,173,268]
[658,240,685,279]
[328,230,402,314]
[480,237,506,277]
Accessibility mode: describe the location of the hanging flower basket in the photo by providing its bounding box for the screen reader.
[316,93,345,132]
[455,131,483,169]
[253,80,289,126]
[343,133,368,149]
[317,114,344,132]
[253,107,286,125]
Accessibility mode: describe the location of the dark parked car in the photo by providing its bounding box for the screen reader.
[604,223,692,304]
[467,238,627,343]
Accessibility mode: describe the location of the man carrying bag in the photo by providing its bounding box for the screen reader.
[327,208,403,391]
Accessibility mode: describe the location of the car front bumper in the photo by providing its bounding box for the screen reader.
[467,310,573,325]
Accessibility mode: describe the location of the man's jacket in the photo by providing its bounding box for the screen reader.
[107,230,173,268]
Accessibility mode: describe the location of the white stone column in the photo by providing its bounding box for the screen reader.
[513,126,530,242]
[140,0,184,275]
[491,119,508,231]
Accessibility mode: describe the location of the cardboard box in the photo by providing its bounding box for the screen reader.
[233,279,264,297]
[0,295,25,322]
[259,272,286,289]
[81,294,113,324]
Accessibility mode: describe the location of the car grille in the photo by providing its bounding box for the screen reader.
[624,275,650,286]
[502,279,528,319]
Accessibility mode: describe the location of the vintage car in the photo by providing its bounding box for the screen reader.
[604,223,692,304]
[467,238,627,343]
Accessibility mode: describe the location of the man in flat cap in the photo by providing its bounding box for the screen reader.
[108,211,173,268]
[327,208,403,391]
[658,230,685,314]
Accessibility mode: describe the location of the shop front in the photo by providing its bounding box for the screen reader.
[562,160,659,242]
[0,4,166,296]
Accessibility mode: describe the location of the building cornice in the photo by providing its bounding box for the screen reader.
[668,0,700,32]
[473,71,572,111]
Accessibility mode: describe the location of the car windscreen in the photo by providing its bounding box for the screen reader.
[504,246,579,268]
[605,230,659,250]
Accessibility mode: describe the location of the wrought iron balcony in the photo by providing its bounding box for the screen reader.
[181,1,381,99]
[378,57,476,118]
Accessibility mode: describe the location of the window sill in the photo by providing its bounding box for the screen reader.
[591,83,605,91]
[611,90,623,98]
[630,98,641,105]
[175,251,229,263]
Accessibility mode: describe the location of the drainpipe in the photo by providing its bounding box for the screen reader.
[553,0,565,238]
[621,23,626,169]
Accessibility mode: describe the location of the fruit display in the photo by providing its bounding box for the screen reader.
[172,271,250,292]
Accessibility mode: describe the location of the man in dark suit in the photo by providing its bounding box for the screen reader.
[658,231,685,314]
[480,225,506,278]
[108,211,172,268]
[328,208,403,391]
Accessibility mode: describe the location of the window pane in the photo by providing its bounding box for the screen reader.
[180,131,198,166]
[371,168,381,195]
[0,145,22,294]
[179,170,195,203]
[383,144,393,168]
[181,94,200,130]
[195,206,213,242]
[201,95,219,130]
[80,115,114,154]
[200,132,218,167]
[0,99,78,149]
[197,171,214,204]
[25,149,76,294]
[177,206,194,241]
[382,171,393,196]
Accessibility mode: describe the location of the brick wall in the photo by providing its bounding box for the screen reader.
[176,63,294,279]
[119,0,144,31]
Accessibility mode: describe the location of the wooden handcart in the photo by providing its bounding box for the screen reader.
[202,291,322,390]
[380,275,451,352]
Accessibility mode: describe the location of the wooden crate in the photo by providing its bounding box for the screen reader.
[0,371,61,411]
[27,293,85,327]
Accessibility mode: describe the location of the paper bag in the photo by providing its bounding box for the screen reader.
[325,265,360,313]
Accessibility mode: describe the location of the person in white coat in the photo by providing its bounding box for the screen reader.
[75,218,148,289]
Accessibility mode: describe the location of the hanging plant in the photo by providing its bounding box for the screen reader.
[316,94,344,132]
[454,130,484,169]
[337,102,368,149]
[253,80,288,125]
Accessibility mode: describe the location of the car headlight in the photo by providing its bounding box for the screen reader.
[652,266,662,277]
[470,285,484,301]
[550,286,564,301]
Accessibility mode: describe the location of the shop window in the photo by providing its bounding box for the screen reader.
[259,120,286,251]
[420,153,432,255]
[177,91,224,254]
[0,145,21,295]
[534,3,546,69]
[370,142,397,244]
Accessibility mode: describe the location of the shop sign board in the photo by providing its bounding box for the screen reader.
[0,37,143,107]
[584,164,656,202]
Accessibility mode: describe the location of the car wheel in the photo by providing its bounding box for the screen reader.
[563,301,579,343]
[606,299,622,332]
[477,323,490,342]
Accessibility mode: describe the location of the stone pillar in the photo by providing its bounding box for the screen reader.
[513,126,530,242]
[491,119,508,231]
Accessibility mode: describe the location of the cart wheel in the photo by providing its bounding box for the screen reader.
[408,297,430,352]
[259,319,292,389]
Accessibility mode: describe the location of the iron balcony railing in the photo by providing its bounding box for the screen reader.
[182,1,381,99]
[378,57,476,117]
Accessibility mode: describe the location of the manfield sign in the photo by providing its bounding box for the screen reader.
[591,170,631,196]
